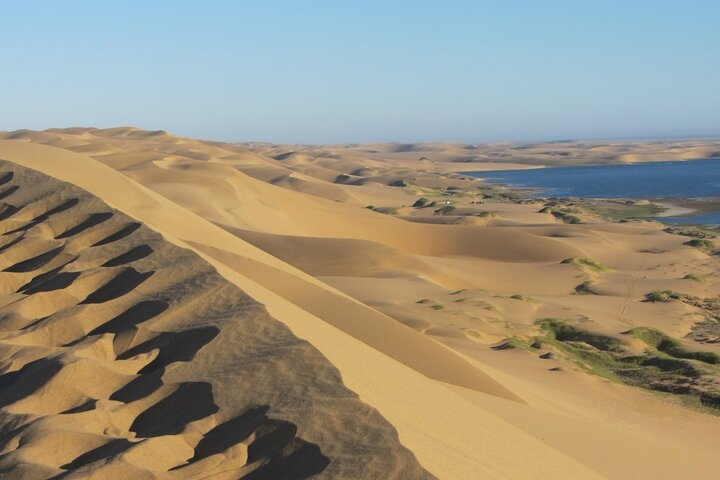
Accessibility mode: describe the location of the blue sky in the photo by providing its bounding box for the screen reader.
[1,1,718,143]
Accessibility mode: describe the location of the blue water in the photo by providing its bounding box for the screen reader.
[465,158,720,225]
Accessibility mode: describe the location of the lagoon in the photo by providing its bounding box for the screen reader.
[465,158,720,224]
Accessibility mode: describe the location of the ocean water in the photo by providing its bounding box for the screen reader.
[465,158,720,225]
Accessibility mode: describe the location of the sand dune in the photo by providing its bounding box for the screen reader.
[0,128,719,479]
[0,161,433,479]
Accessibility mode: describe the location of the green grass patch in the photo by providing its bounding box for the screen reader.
[539,206,582,224]
[630,327,720,365]
[528,319,720,413]
[683,273,705,282]
[586,203,664,222]
[537,319,623,352]
[491,336,530,351]
[561,257,609,273]
[404,186,446,197]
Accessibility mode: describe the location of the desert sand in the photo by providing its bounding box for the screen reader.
[0,128,719,479]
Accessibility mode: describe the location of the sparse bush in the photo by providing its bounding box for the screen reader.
[683,273,705,282]
[645,290,682,303]
[434,205,456,215]
[574,281,596,295]
[510,294,538,303]
[685,239,715,253]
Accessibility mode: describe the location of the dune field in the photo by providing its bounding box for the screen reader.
[0,128,719,479]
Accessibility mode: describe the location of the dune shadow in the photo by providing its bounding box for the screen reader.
[0,358,63,408]
[241,442,331,480]
[101,244,153,267]
[0,185,19,201]
[80,268,154,304]
[55,212,114,239]
[130,382,218,437]
[0,205,22,223]
[117,326,219,373]
[4,246,64,273]
[0,234,24,254]
[0,172,14,186]
[110,368,164,403]
[91,222,141,247]
[60,399,97,414]
[188,406,270,463]
[59,438,133,470]
[176,405,331,480]
[20,270,81,295]
[4,198,79,236]
[89,300,169,336]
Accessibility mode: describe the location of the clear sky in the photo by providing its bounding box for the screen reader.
[1,1,718,144]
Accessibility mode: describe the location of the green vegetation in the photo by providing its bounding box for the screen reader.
[364,205,374,209]
[538,318,623,353]
[645,290,683,303]
[491,336,530,351]
[539,206,582,224]
[574,281,597,295]
[584,202,664,222]
[683,273,705,282]
[463,329,483,341]
[416,298,445,310]
[561,257,609,273]
[509,294,539,303]
[523,318,720,413]
[630,327,720,365]
[685,239,715,253]
[434,205,456,215]
[335,173,351,183]
[388,179,408,187]
[665,225,720,238]
[404,186,447,197]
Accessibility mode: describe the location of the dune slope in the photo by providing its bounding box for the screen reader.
[0,161,434,479]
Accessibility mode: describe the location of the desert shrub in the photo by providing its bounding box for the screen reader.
[645,290,682,302]
[685,239,715,253]
[561,257,609,273]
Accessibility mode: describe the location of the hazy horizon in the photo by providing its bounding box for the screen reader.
[2,1,718,144]
[5,125,720,147]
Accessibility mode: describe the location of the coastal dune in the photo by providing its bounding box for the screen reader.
[0,129,719,479]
